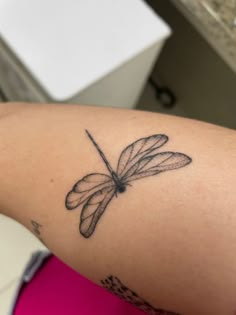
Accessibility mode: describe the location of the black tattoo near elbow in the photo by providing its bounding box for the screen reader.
[101,275,180,315]
[65,130,192,238]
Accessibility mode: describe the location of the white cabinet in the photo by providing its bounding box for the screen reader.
[0,0,171,108]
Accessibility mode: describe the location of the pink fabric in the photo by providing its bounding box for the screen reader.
[14,256,144,315]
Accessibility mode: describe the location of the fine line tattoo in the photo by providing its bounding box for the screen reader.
[31,220,45,245]
[101,275,180,315]
[65,130,192,238]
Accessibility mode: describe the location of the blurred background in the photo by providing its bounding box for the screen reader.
[0,0,236,313]
[0,0,236,128]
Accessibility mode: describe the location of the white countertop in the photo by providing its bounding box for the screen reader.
[0,0,170,100]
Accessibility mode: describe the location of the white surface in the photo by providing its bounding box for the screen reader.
[0,216,45,314]
[0,278,20,315]
[73,41,164,108]
[0,0,170,100]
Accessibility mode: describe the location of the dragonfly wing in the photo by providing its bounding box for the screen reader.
[122,152,192,182]
[66,173,113,210]
[117,134,168,177]
[80,186,116,238]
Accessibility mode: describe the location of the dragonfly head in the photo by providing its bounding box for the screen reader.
[117,184,126,193]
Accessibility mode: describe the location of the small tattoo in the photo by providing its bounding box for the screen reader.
[65,130,192,238]
[101,275,180,315]
[31,220,45,245]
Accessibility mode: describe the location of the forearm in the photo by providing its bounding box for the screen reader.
[0,103,236,315]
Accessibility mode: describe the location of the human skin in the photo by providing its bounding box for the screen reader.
[0,102,236,315]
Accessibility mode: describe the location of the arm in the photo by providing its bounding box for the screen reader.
[0,102,235,315]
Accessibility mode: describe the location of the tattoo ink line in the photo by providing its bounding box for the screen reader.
[85,130,121,188]
[31,220,45,245]
[65,130,192,238]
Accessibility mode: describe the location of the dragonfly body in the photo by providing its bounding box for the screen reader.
[86,130,127,194]
[110,171,126,193]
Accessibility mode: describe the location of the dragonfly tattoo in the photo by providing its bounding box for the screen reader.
[65,130,192,238]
